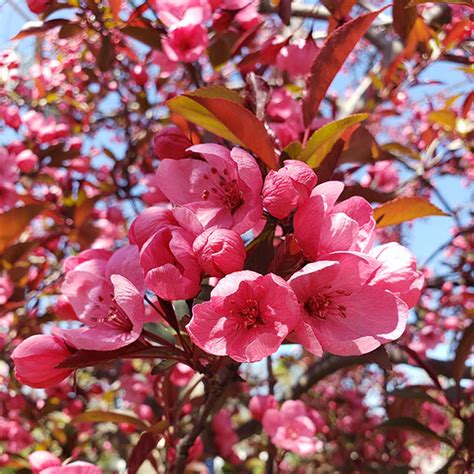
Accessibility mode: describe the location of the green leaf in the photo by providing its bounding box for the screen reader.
[377,417,453,446]
[373,196,449,228]
[282,141,303,160]
[453,323,474,385]
[300,114,368,167]
[0,205,43,254]
[72,410,149,431]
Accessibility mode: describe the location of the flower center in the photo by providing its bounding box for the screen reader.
[305,289,350,320]
[231,298,263,329]
[201,167,243,214]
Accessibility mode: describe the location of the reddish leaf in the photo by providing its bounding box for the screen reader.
[109,0,122,21]
[121,26,162,50]
[278,0,292,26]
[302,7,387,126]
[453,323,474,385]
[393,0,417,42]
[462,91,474,118]
[128,432,159,474]
[12,19,71,40]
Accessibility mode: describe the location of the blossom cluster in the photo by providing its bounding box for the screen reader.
[12,136,423,388]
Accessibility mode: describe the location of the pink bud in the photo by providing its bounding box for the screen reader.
[28,451,61,474]
[27,0,50,14]
[249,394,278,422]
[16,149,38,173]
[262,160,317,219]
[11,335,74,388]
[131,64,148,87]
[193,229,246,278]
[0,274,14,305]
[2,105,21,129]
[153,127,192,160]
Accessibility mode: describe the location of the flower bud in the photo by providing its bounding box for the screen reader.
[263,160,317,219]
[16,149,38,173]
[249,394,278,422]
[193,229,246,278]
[27,0,50,14]
[12,335,73,388]
[153,127,192,160]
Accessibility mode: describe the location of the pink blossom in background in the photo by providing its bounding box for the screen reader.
[294,181,376,259]
[276,38,319,78]
[11,334,73,388]
[193,228,246,277]
[211,409,239,462]
[16,149,39,173]
[187,270,299,362]
[170,363,195,387]
[40,461,102,474]
[156,144,263,234]
[262,400,320,456]
[361,161,400,192]
[249,394,278,421]
[289,252,409,356]
[0,146,18,210]
[153,0,211,24]
[29,451,61,474]
[162,9,209,63]
[262,160,318,219]
[26,0,50,14]
[0,274,14,305]
[153,127,193,160]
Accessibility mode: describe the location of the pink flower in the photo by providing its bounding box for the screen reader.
[262,160,317,219]
[211,409,239,461]
[361,160,400,192]
[294,181,375,259]
[262,400,319,457]
[289,252,409,356]
[11,334,74,388]
[60,246,145,350]
[193,228,246,277]
[0,146,18,210]
[41,462,102,474]
[153,0,211,24]
[249,394,278,422]
[187,270,299,362]
[162,10,209,63]
[131,207,204,301]
[369,243,424,308]
[156,144,263,234]
[170,363,195,387]
[0,274,14,305]
[29,451,61,474]
[153,127,192,160]
[16,149,39,172]
[276,38,319,78]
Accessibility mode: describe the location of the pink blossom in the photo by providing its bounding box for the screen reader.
[211,409,239,461]
[0,274,14,305]
[0,146,18,209]
[162,9,209,63]
[170,363,195,387]
[131,208,204,301]
[193,228,246,277]
[1,104,21,129]
[29,451,61,474]
[187,270,299,362]
[262,160,317,219]
[262,400,319,456]
[277,38,319,78]
[294,181,375,259]
[289,253,409,356]
[60,246,145,350]
[41,462,102,474]
[249,394,278,421]
[369,243,424,308]
[153,127,193,160]
[11,334,74,388]
[156,144,263,234]
[361,161,400,192]
[16,149,39,172]
[153,0,211,24]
